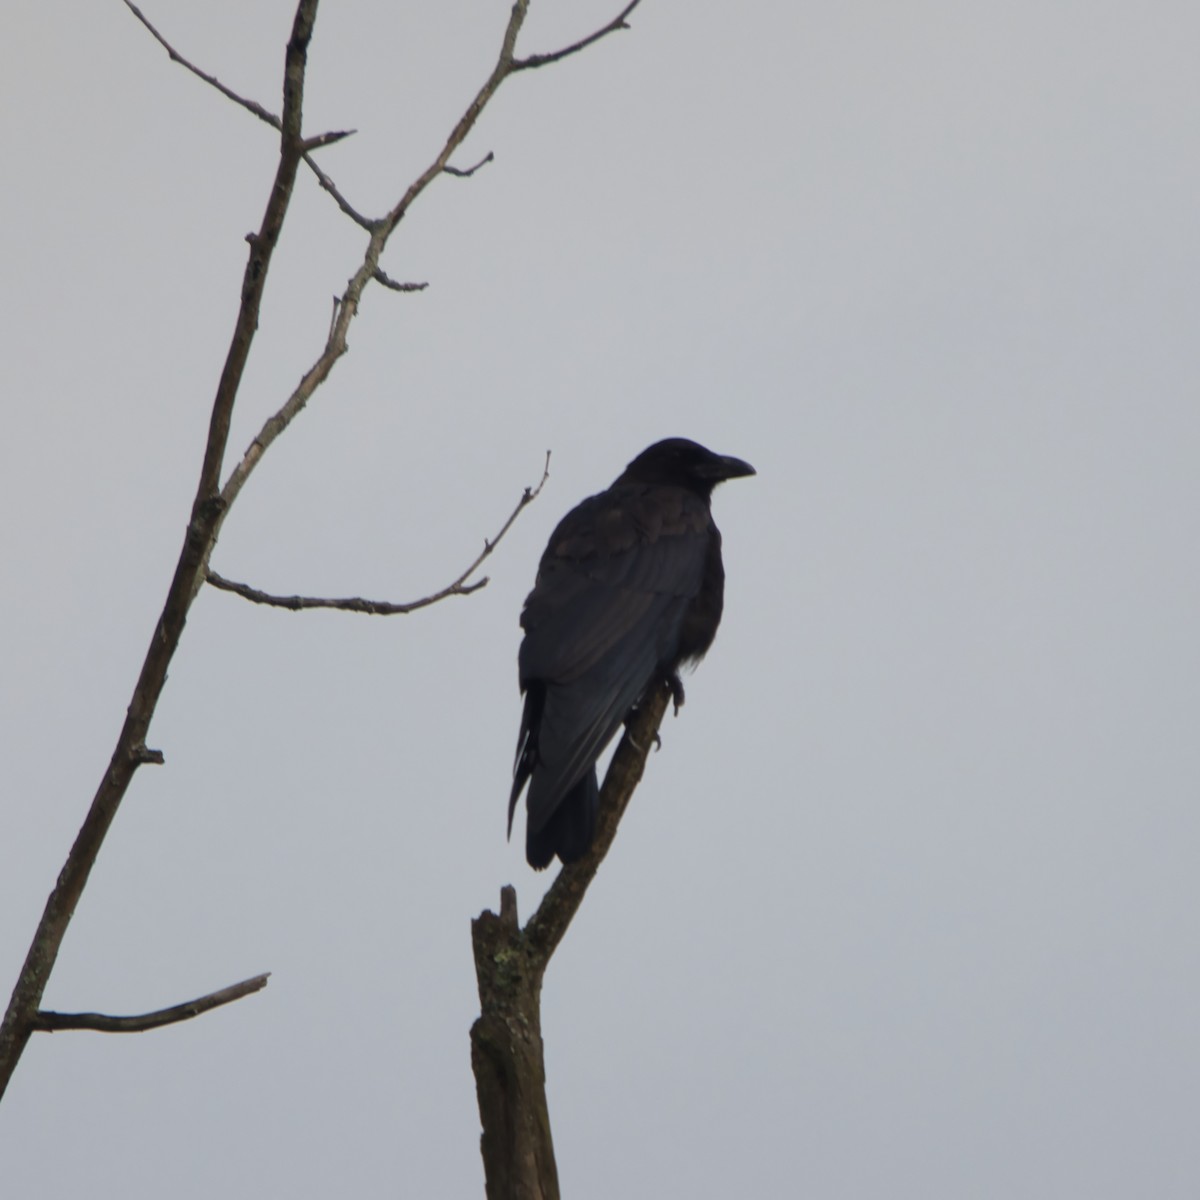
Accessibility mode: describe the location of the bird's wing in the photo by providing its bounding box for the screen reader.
[519,485,711,680]
[517,484,711,830]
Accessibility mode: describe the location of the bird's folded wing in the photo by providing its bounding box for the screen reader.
[524,591,688,832]
[519,486,710,682]
[517,486,711,829]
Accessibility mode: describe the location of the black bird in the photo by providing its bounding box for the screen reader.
[508,438,755,868]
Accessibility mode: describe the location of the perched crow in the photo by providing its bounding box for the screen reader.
[508,438,755,868]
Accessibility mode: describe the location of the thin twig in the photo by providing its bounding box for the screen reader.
[207,452,550,615]
[206,571,486,614]
[301,128,356,152]
[376,0,531,242]
[123,1,376,230]
[444,150,495,178]
[33,974,270,1034]
[512,0,642,71]
[303,151,378,229]
[122,1,281,129]
[373,268,428,293]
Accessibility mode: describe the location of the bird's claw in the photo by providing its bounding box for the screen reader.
[666,673,686,716]
[627,728,662,755]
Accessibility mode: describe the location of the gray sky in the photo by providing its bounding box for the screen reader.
[3,1,1199,1196]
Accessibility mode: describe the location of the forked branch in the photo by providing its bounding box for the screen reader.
[122,0,372,228]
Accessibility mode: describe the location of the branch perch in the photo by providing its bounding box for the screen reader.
[471,684,671,1199]
[33,974,270,1034]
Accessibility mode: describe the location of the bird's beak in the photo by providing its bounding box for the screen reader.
[710,454,756,481]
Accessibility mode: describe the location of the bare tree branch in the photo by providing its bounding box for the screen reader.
[122,0,282,129]
[123,0,376,230]
[206,452,550,615]
[209,0,547,538]
[32,975,270,1034]
[304,153,378,229]
[376,0,531,241]
[210,3,539,544]
[0,0,321,1102]
[444,150,495,178]
[206,571,486,614]
[512,0,643,71]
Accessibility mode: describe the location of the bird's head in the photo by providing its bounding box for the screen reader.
[620,437,756,495]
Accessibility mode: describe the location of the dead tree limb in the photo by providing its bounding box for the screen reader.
[32,974,270,1034]
[471,684,670,1199]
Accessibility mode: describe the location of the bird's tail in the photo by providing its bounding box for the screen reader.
[526,769,598,870]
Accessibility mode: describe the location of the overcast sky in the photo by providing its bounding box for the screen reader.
[3,1,1199,1196]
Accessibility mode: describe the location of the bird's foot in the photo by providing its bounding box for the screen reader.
[628,731,662,755]
[624,705,664,754]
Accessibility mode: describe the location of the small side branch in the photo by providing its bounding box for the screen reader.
[301,128,356,153]
[373,268,428,293]
[206,570,485,614]
[209,451,550,616]
[128,743,165,766]
[303,153,377,228]
[512,0,642,71]
[444,151,494,178]
[32,973,270,1034]
[123,1,281,129]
